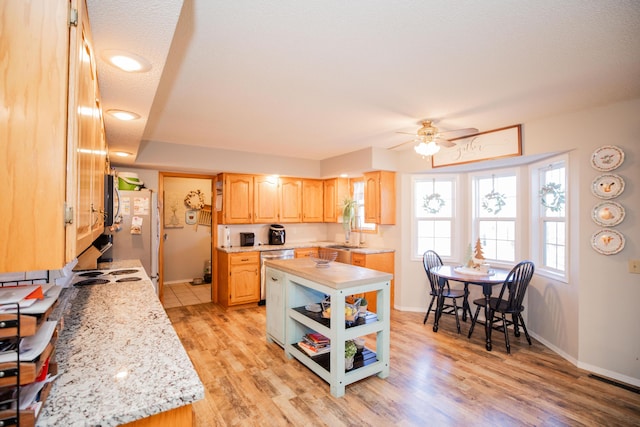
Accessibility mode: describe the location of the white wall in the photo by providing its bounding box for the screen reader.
[162,177,212,283]
[525,99,640,386]
[395,97,640,387]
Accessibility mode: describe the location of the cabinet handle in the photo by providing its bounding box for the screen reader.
[270,277,278,282]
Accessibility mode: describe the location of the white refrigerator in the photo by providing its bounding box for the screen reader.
[102,189,160,292]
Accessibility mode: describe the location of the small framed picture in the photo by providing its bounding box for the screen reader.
[185,210,197,225]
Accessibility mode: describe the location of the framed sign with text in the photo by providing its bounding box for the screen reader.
[432,124,522,168]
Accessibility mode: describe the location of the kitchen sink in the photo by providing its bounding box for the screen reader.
[322,245,354,264]
[325,244,354,250]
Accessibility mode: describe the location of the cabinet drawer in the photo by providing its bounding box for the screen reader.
[295,248,319,258]
[229,252,259,265]
[351,253,366,267]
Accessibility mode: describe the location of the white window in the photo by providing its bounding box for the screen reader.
[352,180,376,232]
[413,176,456,258]
[472,172,517,263]
[532,157,567,278]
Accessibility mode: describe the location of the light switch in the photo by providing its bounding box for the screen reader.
[629,259,640,274]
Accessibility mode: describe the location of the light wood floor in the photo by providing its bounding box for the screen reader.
[166,303,640,426]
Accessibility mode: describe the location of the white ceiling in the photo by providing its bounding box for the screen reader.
[87,0,640,168]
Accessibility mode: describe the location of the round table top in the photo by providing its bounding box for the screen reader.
[431,265,510,285]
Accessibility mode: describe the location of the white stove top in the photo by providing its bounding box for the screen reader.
[71,267,149,286]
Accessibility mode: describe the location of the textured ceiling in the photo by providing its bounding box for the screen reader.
[87,0,640,166]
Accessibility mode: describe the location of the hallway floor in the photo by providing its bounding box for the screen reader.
[163,282,212,308]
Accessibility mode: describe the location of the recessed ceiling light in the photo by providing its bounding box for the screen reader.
[340,174,349,178]
[113,151,132,157]
[106,109,141,121]
[103,50,151,73]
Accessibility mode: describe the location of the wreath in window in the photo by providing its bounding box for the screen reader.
[184,190,206,210]
[539,182,565,212]
[423,193,445,214]
[481,190,506,215]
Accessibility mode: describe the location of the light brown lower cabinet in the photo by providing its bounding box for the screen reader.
[351,251,395,312]
[121,404,193,427]
[217,251,260,307]
[294,247,319,258]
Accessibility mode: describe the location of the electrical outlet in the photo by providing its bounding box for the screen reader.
[630,259,640,274]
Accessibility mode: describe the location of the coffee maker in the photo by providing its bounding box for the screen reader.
[268,224,285,245]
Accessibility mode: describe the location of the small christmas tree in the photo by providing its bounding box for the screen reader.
[473,238,485,261]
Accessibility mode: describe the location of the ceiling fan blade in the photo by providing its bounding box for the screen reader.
[436,138,456,148]
[396,131,417,136]
[438,127,479,138]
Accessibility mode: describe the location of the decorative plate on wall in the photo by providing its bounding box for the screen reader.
[185,210,197,225]
[591,229,625,255]
[591,174,625,199]
[591,146,625,171]
[591,202,625,227]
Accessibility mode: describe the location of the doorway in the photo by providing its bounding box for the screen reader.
[158,172,216,304]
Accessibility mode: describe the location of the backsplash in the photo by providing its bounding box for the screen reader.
[218,223,389,248]
[0,259,77,287]
[0,269,48,286]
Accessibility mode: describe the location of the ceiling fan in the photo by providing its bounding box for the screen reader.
[390,120,478,156]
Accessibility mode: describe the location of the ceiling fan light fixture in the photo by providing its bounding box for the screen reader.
[414,140,440,157]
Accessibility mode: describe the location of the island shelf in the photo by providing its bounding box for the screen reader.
[265,258,391,397]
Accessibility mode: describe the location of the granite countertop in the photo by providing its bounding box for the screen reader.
[37,261,204,426]
[264,258,392,289]
[217,241,395,255]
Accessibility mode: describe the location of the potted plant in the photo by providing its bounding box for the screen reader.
[345,340,357,370]
[342,198,356,243]
[357,297,368,313]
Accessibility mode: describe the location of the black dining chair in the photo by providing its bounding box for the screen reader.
[468,260,535,354]
[423,250,466,333]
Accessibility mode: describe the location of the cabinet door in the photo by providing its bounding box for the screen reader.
[279,178,302,223]
[254,175,279,223]
[364,171,396,225]
[363,172,380,224]
[0,0,69,273]
[323,178,349,222]
[73,7,106,254]
[223,174,254,224]
[229,264,260,305]
[265,268,286,345]
[351,252,395,312]
[302,179,324,222]
[90,121,106,237]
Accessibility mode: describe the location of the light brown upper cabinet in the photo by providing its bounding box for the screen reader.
[323,178,350,222]
[253,175,279,223]
[301,179,324,222]
[218,173,254,224]
[279,178,303,223]
[364,171,396,225]
[73,21,107,254]
[1,0,105,273]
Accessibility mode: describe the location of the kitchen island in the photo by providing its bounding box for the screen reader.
[264,258,392,397]
[37,260,204,426]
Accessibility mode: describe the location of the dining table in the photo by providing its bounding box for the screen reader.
[430,265,510,351]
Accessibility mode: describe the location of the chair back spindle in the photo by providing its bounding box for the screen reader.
[423,250,446,293]
[496,261,535,313]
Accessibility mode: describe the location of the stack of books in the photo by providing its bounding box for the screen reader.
[298,332,330,357]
